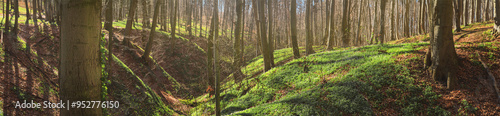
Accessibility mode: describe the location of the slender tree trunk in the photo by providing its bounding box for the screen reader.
[252,0,261,55]
[476,0,481,22]
[419,0,425,34]
[33,0,38,32]
[143,0,161,60]
[106,0,114,80]
[327,0,336,49]
[198,0,203,37]
[454,0,463,32]
[404,0,410,37]
[486,0,490,20]
[187,0,193,36]
[233,0,244,80]
[291,0,301,58]
[464,0,469,25]
[123,0,138,46]
[13,0,19,40]
[472,0,475,23]
[323,0,330,46]
[391,0,396,41]
[341,0,349,47]
[395,0,399,39]
[60,0,103,115]
[2,0,11,114]
[171,0,178,38]
[379,0,386,44]
[25,0,30,25]
[141,0,149,28]
[241,1,245,64]
[212,0,221,115]
[368,0,373,44]
[356,0,364,45]
[306,0,315,54]
[207,0,215,97]
[257,0,271,71]
[37,0,41,19]
[170,0,179,55]
[268,0,275,66]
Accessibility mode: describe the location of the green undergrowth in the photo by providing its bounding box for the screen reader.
[241,46,327,77]
[190,43,448,115]
[462,21,494,30]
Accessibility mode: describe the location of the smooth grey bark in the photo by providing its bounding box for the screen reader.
[291,0,301,58]
[60,0,103,115]
[429,0,459,89]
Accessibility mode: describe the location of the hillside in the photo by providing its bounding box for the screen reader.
[190,21,500,115]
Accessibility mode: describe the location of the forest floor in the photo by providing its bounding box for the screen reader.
[190,21,500,115]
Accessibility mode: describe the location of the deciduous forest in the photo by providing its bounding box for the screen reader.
[1,0,500,115]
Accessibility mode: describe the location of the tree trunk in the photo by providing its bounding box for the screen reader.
[395,0,399,39]
[252,0,261,55]
[106,0,114,79]
[464,0,469,25]
[419,0,425,34]
[429,0,459,89]
[493,0,500,35]
[356,0,364,45]
[241,2,245,64]
[341,0,349,47]
[171,0,178,38]
[323,0,330,46]
[258,0,271,71]
[37,0,41,19]
[306,0,315,54]
[187,0,193,36]
[233,0,244,79]
[33,0,38,32]
[212,0,221,115]
[291,0,301,58]
[24,0,30,25]
[143,0,162,60]
[476,0,481,22]
[14,0,19,40]
[123,0,138,46]
[454,0,463,32]
[369,0,374,44]
[379,0,387,44]
[141,0,149,28]
[391,0,396,41]
[327,0,336,50]
[268,0,275,66]
[199,0,203,37]
[486,0,490,21]
[404,0,410,37]
[170,0,179,55]
[105,0,114,31]
[206,0,215,97]
[60,0,103,115]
